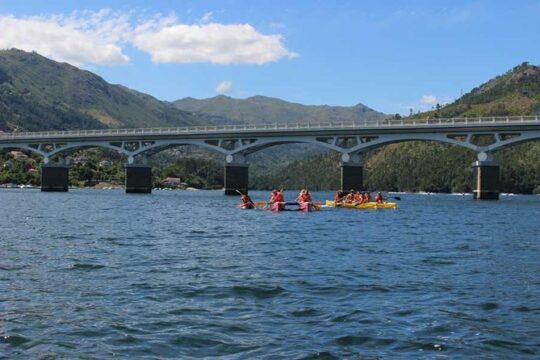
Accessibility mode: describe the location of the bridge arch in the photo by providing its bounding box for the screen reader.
[224,133,483,159]
[130,139,229,158]
[0,144,47,158]
[485,132,540,152]
[344,133,482,155]
[231,137,344,156]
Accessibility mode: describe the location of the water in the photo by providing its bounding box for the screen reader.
[1,189,539,359]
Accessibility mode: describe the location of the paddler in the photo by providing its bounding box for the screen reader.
[270,189,285,203]
[375,192,384,204]
[345,190,355,204]
[363,191,371,203]
[354,191,363,204]
[297,189,312,203]
[238,193,254,209]
[335,190,345,204]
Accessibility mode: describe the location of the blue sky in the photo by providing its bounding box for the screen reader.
[0,0,539,114]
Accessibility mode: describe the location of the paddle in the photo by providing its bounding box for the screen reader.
[385,196,401,201]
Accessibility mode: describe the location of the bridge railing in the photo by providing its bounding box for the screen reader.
[1,115,539,140]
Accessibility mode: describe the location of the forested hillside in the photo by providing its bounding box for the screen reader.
[0,49,206,132]
[251,63,540,194]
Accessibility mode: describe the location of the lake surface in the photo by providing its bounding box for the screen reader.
[1,189,539,359]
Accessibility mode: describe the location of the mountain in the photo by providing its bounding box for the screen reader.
[0,49,205,132]
[415,62,540,118]
[173,95,386,125]
[252,62,540,193]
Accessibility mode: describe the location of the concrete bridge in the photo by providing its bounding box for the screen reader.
[1,115,540,199]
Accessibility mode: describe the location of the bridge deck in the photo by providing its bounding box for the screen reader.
[1,116,539,143]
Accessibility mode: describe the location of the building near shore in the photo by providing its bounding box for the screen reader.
[9,151,29,161]
[161,177,188,188]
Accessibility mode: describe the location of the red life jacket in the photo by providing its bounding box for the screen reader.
[271,192,284,203]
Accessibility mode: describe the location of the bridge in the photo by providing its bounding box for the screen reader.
[1,115,540,199]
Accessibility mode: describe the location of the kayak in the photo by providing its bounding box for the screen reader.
[299,201,313,212]
[271,202,286,212]
[268,202,320,212]
[325,200,397,209]
[239,203,255,209]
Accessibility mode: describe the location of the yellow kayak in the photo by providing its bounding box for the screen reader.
[325,200,397,209]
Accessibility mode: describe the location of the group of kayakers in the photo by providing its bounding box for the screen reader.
[335,190,384,204]
[239,188,385,209]
[238,188,311,209]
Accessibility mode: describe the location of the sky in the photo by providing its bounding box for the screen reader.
[0,0,539,114]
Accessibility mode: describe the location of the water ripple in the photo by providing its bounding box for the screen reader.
[1,190,539,358]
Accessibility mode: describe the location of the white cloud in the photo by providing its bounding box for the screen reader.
[200,12,213,23]
[0,10,297,67]
[421,95,439,106]
[0,12,130,66]
[216,80,233,94]
[132,22,298,64]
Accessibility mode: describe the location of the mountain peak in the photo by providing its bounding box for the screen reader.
[173,94,386,125]
[212,94,233,100]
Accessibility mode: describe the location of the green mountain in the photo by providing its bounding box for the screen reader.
[174,95,386,125]
[0,49,205,132]
[415,62,540,118]
[253,63,540,194]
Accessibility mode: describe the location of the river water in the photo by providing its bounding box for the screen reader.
[1,189,539,359]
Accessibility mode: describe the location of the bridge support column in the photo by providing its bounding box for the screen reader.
[125,164,152,194]
[224,154,248,195]
[41,164,69,192]
[341,153,363,191]
[224,164,249,195]
[472,153,499,200]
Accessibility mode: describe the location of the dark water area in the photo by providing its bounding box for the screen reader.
[1,189,539,359]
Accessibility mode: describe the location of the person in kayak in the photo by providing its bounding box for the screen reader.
[238,193,254,209]
[335,190,345,204]
[270,189,285,203]
[345,190,355,203]
[297,189,312,203]
[375,192,384,204]
[354,191,363,204]
[363,191,371,203]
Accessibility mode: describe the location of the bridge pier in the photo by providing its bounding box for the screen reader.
[41,163,69,192]
[125,164,152,194]
[341,153,363,191]
[472,153,499,200]
[224,162,249,195]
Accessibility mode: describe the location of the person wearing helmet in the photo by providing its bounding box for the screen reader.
[375,192,384,204]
